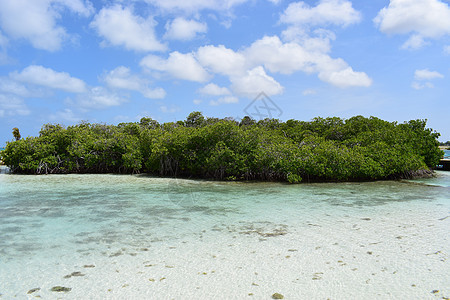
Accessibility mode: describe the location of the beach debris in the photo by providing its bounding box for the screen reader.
[64,271,85,278]
[50,286,71,292]
[27,288,40,294]
[361,218,371,221]
[109,251,122,257]
[83,264,95,268]
[367,251,373,255]
[431,290,439,294]
[312,272,323,280]
[272,293,284,299]
[248,293,254,296]
[149,278,155,282]
[438,215,449,221]
[238,222,287,237]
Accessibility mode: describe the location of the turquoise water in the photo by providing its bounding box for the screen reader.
[0,167,449,299]
[444,149,450,158]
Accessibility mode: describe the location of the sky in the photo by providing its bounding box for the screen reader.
[0,0,449,146]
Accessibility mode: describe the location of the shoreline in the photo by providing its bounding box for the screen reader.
[1,164,437,182]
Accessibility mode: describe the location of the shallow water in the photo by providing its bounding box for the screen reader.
[0,166,449,299]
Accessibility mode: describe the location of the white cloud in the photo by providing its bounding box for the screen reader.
[245,35,315,74]
[11,65,87,93]
[160,105,180,113]
[55,0,94,16]
[49,108,81,123]
[0,78,33,97]
[374,0,450,49]
[302,89,317,95]
[412,69,443,89]
[414,69,444,80]
[164,18,207,41]
[245,36,372,88]
[102,66,166,99]
[400,35,429,50]
[141,52,210,82]
[198,83,231,96]
[90,5,166,52]
[444,45,450,54]
[209,96,239,106]
[141,0,248,13]
[411,81,434,90]
[77,87,127,109]
[0,0,93,51]
[231,66,283,97]
[197,45,248,77]
[280,0,362,27]
[0,94,30,116]
[143,34,371,90]
[318,66,373,88]
[193,99,202,105]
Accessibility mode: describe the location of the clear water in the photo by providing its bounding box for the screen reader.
[0,166,449,299]
[444,149,450,159]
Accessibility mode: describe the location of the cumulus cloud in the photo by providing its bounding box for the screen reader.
[246,36,372,88]
[0,77,34,97]
[77,87,127,109]
[245,36,315,74]
[280,0,362,27]
[414,69,444,80]
[160,105,180,113]
[49,108,81,123]
[90,5,166,52]
[444,45,450,54]
[209,96,239,106]
[0,0,93,51]
[411,68,444,89]
[231,66,283,97]
[198,83,231,96]
[318,66,372,88]
[302,89,317,95]
[143,33,371,91]
[0,94,30,116]
[141,0,250,13]
[164,18,207,41]
[197,45,248,77]
[374,0,450,49]
[11,65,87,93]
[102,66,166,99]
[411,81,434,90]
[141,52,210,82]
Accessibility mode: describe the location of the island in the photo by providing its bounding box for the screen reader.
[0,113,443,182]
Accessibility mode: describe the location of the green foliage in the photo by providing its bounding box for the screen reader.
[1,114,441,181]
[12,127,21,141]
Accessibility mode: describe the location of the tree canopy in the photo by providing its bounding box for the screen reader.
[0,113,443,182]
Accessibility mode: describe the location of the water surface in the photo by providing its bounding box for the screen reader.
[0,166,449,299]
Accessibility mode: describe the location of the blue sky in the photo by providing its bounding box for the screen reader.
[0,0,449,146]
